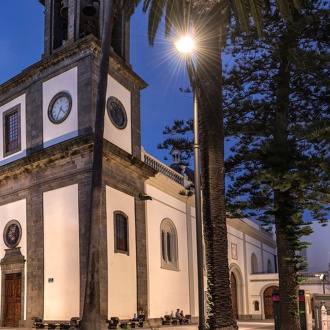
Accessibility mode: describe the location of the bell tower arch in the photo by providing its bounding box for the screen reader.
[38,0,130,63]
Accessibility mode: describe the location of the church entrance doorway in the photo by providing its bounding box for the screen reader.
[4,272,22,327]
[230,272,239,319]
[263,285,279,319]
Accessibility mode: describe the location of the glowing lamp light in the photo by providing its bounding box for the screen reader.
[174,36,195,54]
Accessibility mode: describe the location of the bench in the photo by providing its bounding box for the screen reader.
[106,317,144,329]
[128,316,145,328]
[106,317,120,329]
[120,320,143,328]
[32,317,45,329]
[160,314,191,326]
[59,317,81,329]
[184,314,191,324]
[32,317,81,329]
[161,315,179,325]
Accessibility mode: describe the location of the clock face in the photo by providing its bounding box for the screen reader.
[48,92,72,124]
[107,97,127,129]
[3,220,22,248]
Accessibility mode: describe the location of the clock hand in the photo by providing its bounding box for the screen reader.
[57,108,65,119]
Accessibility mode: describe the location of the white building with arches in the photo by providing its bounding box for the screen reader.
[225,217,279,320]
[143,150,279,321]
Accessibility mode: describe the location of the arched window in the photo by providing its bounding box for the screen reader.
[267,259,273,273]
[251,253,258,274]
[114,211,129,254]
[160,219,178,270]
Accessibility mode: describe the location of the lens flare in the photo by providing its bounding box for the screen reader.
[174,36,195,54]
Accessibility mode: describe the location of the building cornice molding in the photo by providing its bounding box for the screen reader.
[0,134,94,182]
[146,174,195,206]
[103,140,157,180]
[0,35,147,99]
[227,217,276,247]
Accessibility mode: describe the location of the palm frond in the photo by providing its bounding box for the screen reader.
[142,0,152,13]
[249,0,264,37]
[291,0,301,11]
[263,0,271,12]
[123,0,142,17]
[219,5,231,48]
[164,1,177,37]
[275,0,293,21]
[232,0,251,33]
[145,0,167,45]
[165,0,186,37]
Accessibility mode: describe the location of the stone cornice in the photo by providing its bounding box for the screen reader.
[0,135,159,184]
[146,174,196,206]
[0,135,94,182]
[103,139,158,179]
[227,217,277,247]
[0,35,147,98]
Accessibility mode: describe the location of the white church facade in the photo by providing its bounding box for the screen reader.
[0,0,283,328]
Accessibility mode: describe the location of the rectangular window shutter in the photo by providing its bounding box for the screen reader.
[116,214,128,252]
[6,111,19,152]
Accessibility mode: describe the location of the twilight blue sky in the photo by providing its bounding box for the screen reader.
[0,1,196,165]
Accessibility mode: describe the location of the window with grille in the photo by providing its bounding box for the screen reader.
[114,212,128,254]
[3,106,21,157]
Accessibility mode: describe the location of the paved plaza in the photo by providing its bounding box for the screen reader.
[158,320,275,330]
[0,320,275,330]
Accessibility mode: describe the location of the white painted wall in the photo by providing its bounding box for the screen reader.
[145,184,192,319]
[0,94,26,165]
[248,274,279,318]
[301,282,330,295]
[43,184,80,320]
[227,221,278,319]
[0,199,27,319]
[104,76,131,154]
[228,230,248,317]
[43,67,78,148]
[106,186,137,319]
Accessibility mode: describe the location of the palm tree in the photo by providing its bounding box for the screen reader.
[81,1,141,329]
[142,0,300,329]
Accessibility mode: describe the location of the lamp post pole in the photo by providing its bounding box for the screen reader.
[186,55,205,330]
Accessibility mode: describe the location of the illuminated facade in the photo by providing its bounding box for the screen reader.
[0,1,280,327]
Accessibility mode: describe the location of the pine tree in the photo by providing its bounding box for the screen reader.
[224,1,330,329]
[156,1,329,328]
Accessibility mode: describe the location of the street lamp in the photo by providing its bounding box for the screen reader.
[320,273,326,294]
[175,35,205,330]
[316,273,326,294]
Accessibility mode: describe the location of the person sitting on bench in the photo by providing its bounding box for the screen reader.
[175,309,185,324]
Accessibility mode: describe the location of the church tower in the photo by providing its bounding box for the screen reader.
[0,1,153,327]
[39,0,130,62]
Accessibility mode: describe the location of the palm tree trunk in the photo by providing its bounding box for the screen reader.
[197,15,238,330]
[81,1,116,329]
